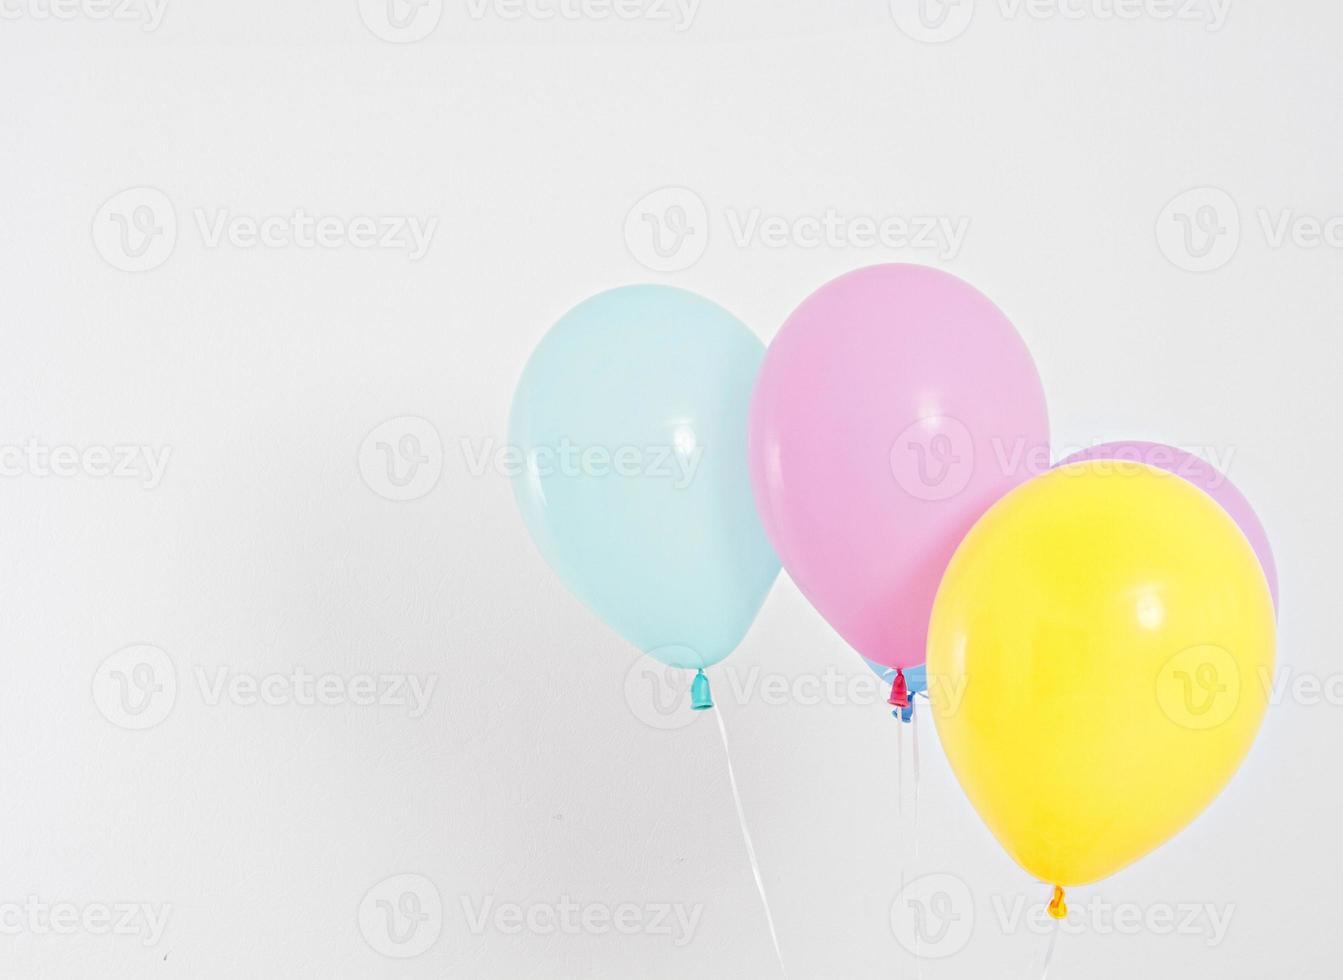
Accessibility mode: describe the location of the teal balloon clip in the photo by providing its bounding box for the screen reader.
[690,669,713,711]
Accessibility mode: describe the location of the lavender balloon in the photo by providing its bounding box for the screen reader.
[1060,441,1278,613]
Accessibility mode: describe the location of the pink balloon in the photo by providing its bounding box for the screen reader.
[1060,441,1279,613]
[749,265,1049,671]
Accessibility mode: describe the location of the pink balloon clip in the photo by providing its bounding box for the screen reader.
[887,668,909,709]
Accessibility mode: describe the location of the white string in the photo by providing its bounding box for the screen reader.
[911,705,921,863]
[900,865,911,980]
[714,706,787,980]
[896,714,904,818]
[1013,890,1065,979]
[898,713,923,980]
[1037,915,1061,980]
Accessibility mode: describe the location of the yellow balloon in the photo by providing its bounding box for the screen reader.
[927,460,1275,895]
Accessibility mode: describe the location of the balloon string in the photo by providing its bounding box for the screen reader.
[907,865,921,980]
[911,706,921,863]
[896,715,922,980]
[714,706,787,979]
[896,716,904,818]
[896,866,907,980]
[1038,915,1061,980]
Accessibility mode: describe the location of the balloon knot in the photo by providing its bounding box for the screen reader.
[1047,885,1067,921]
[887,668,909,708]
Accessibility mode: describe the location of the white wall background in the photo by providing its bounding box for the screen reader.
[2,2,1340,977]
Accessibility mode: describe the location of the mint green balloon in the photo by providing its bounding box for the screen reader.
[510,286,779,671]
